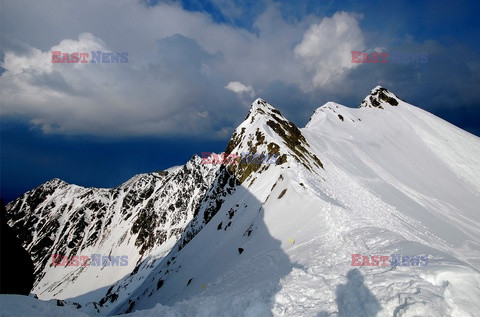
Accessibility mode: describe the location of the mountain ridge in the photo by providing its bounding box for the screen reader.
[5,87,480,316]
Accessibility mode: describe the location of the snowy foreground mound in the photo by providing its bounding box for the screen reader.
[3,87,480,316]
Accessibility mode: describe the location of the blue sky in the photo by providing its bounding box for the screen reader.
[1,0,479,202]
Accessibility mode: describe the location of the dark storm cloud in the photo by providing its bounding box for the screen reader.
[0,0,479,138]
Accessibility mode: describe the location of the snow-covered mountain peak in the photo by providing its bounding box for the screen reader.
[234,98,291,135]
[34,178,70,192]
[305,101,349,129]
[46,178,68,186]
[359,85,402,109]
[248,98,281,116]
[4,90,480,316]
[224,98,323,184]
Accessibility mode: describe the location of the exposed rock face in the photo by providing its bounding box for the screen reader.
[359,86,401,109]
[4,156,222,299]
[0,199,35,295]
[225,98,323,184]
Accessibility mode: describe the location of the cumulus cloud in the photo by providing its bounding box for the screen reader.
[0,1,313,137]
[294,12,365,88]
[0,31,238,137]
[2,1,477,138]
[225,81,255,97]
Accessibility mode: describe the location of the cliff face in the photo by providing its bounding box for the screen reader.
[1,199,35,295]
[3,156,223,300]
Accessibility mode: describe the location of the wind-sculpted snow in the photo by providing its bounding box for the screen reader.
[4,87,480,316]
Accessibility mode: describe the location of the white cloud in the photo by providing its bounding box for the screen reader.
[225,81,255,97]
[294,12,365,88]
[0,1,370,137]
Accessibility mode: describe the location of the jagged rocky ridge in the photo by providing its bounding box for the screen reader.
[6,86,480,316]
[91,98,327,314]
[5,157,225,300]
[225,98,323,184]
[5,97,324,311]
[359,85,401,108]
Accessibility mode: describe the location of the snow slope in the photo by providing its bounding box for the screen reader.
[0,295,88,317]
[5,157,223,303]
[4,87,480,316]
[103,89,480,316]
